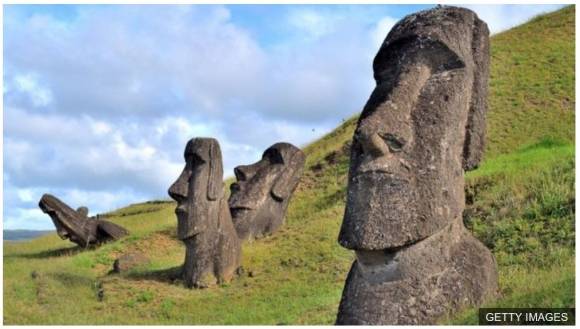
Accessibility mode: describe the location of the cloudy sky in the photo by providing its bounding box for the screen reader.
[3,4,565,230]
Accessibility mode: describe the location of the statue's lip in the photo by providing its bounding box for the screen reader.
[352,169,396,179]
[230,206,253,219]
[230,206,254,212]
[175,206,188,215]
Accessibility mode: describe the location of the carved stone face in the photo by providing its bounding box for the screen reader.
[39,194,93,246]
[228,142,305,240]
[335,8,495,325]
[339,7,489,251]
[168,138,224,241]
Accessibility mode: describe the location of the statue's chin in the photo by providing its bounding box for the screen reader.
[354,250,401,283]
[347,175,413,217]
[230,208,256,240]
[340,174,416,249]
[230,207,252,221]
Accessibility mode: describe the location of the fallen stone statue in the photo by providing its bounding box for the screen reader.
[168,137,241,288]
[228,142,305,240]
[38,194,129,247]
[335,6,498,325]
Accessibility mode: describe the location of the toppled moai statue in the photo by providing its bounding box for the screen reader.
[336,6,498,325]
[228,143,305,240]
[38,194,128,247]
[168,137,241,288]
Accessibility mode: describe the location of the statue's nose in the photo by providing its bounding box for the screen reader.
[168,170,189,202]
[234,165,256,181]
[359,132,390,157]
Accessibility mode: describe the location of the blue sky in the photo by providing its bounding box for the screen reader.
[3,4,566,230]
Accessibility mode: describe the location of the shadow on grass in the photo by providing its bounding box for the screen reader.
[124,266,183,284]
[49,271,97,287]
[6,245,85,259]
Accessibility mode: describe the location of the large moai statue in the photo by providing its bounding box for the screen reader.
[168,137,241,288]
[39,194,128,247]
[228,142,305,240]
[335,6,498,325]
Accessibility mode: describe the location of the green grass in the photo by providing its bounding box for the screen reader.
[445,255,575,324]
[443,140,576,324]
[466,139,575,266]
[3,5,575,325]
[485,5,575,157]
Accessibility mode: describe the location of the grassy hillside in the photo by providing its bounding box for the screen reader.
[3,6,575,325]
[486,6,575,157]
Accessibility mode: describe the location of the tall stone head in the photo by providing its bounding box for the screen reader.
[229,142,305,240]
[168,137,224,241]
[168,137,241,287]
[339,6,490,250]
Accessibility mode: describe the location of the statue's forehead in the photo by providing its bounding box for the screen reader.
[41,194,76,214]
[382,7,475,60]
[263,143,299,164]
[184,139,212,158]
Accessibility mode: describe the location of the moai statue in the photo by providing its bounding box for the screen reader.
[38,194,128,247]
[168,137,241,288]
[228,142,306,240]
[335,6,498,325]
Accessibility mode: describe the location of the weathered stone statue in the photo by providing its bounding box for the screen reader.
[168,137,241,288]
[39,194,128,247]
[336,6,498,325]
[228,142,306,240]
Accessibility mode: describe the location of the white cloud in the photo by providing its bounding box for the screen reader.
[465,4,564,34]
[3,185,147,230]
[16,189,35,203]
[4,207,48,230]
[5,5,267,120]
[4,107,184,194]
[372,16,398,48]
[91,121,112,136]
[288,9,341,40]
[13,73,53,107]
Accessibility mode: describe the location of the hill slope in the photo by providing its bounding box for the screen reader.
[486,5,575,157]
[4,6,575,325]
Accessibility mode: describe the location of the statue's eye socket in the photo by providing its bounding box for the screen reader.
[191,153,206,164]
[380,133,405,152]
[265,149,284,164]
[185,152,206,166]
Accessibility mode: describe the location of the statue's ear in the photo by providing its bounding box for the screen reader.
[462,16,490,171]
[207,140,223,201]
[271,150,306,201]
